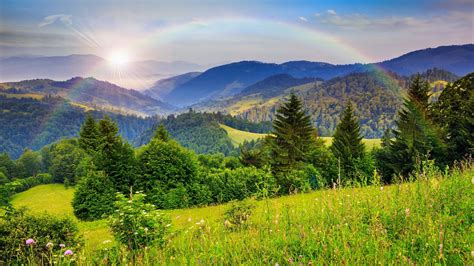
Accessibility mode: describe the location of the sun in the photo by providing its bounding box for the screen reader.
[107,50,130,67]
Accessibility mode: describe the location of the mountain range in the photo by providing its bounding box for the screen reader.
[158,44,473,106]
[0,54,204,89]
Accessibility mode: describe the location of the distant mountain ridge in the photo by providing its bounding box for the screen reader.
[0,54,204,89]
[164,44,473,106]
[143,72,202,100]
[0,77,176,115]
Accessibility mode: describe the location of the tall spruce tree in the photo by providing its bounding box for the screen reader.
[153,124,170,142]
[267,93,315,173]
[96,116,137,194]
[330,100,365,181]
[382,75,446,177]
[432,73,473,162]
[78,113,100,154]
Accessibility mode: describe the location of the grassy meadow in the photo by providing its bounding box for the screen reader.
[220,123,381,149]
[11,164,473,264]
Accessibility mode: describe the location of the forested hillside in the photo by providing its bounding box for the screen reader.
[0,95,156,158]
[196,69,459,138]
[136,111,271,155]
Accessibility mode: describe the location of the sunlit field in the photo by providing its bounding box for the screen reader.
[11,165,473,264]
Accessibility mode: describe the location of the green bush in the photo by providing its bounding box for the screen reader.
[224,199,255,230]
[0,208,82,264]
[72,169,116,221]
[137,139,199,208]
[5,173,53,195]
[206,166,276,203]
[109,192,170,251]
[276,167,312,194]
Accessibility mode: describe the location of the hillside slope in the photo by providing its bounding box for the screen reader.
[11,166,473,263]
[0,95,156,158]
[0,77,175,115]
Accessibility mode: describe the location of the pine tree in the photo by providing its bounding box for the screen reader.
[408,74,431,111]
[78,113,100,154]
[96,116,137,194]
[432,73,474,162]
[382,75,446,177]
[153,124,170,142]
[267,93,315,173]
[330,100,365,181]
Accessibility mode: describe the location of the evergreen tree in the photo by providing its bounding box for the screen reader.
[330,100,365,181]
[381,75,446,178]
[408,74,431,111]
[96,116,137,194]
[432,73,473,162]
[153,124,170,142]
[78,113,100,154]
[266,93,315,174]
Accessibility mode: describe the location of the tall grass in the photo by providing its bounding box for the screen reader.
[11,162,473,264]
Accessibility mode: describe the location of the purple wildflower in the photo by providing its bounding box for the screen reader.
[59,244,66,248]
[26,238,35,245]
[64,250,73,256]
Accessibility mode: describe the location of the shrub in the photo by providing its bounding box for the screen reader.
[276,167,312,194]
[6,173,53,195]
[109,192,170,251]
[224,199,255,230]
[0,208,82,264]
[206,166,276,203]
[72,169,116,221]
[137,139,199,208]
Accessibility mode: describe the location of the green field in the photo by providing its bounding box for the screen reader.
[11,165,473,264]
[220,123,381,149]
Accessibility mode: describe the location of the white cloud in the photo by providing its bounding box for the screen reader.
[327,9,336,15]
[190,19,208,27]
[38,14,72,28]
[319,11,424,30]
[298,16,308,22]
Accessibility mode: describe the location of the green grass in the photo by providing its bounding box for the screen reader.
[219,124,267,146]
[11,165,473,264]
[11,185,112,251]
[220,124,381,149]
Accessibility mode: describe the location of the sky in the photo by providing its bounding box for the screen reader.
[0,0,472,65]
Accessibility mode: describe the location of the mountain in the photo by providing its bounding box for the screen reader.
[0,77,176,115]
[238,74,323,98]
[165,44,473,107]
[143,72,202,100]
[0,54,204,89]
[378,44,474,76]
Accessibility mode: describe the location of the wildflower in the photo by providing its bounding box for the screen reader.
[60,244,66,248]
[275,263,279,266]
[380,186,384,190]
[471,177,474,185]
[288,257,294,263]
[471,250,474,257]
[405,208,410,216]
[64,250,73,256]
[26,238,35,245]
[299,255,303,259]
[46,242,53,248]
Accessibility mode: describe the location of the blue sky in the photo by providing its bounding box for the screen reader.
[0,0,472,64]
